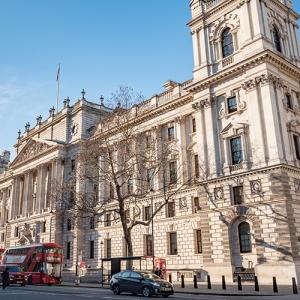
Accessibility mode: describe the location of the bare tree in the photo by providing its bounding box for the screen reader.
[55,87,188,260]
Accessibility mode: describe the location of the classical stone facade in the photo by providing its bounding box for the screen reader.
[0,0,300,285]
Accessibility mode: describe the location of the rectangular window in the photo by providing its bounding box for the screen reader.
[169,161,177,184]
[144,206,151,221]
[286,94,293,109]
[230,137,243,165]
[105,239,111,259]
[14,226,19,237]
[192,118,196,133]
[66,242,71,260]
[1,233,4,242]
[194,154,199,178]
[293,135,300,160]
[127,177,133,194]
[195,230,203,254]
[166,202,175,218]
[168,232,178,255]
[104,213,111,227]
[145,234,153,256]
[232,186,244,205]
[168,126,175,141]
[146,168,155,188]
[41,221,46,233]
[89,240,94,259]
[71,159,76,172]
[227,96,237,114]
[90,217,95,229]
[193,197,201,213]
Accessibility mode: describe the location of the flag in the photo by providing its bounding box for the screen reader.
[56,64,60,82]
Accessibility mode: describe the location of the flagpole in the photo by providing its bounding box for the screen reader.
[56,63,60,112]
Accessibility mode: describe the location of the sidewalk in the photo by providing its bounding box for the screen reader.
[61,281,298,296]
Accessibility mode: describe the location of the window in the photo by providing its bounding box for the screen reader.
[90,217,95,229]
[14,226,19,237]
[166,202,175,218]
[227,96,237,114]
[41,221,46,233]
[1,233,4,242]
[194,155,199,178]
[286,94,293,109]
[169,161,177,184]
[238,222,252,253]
[67,218,72,231]
[131,272,143,279]
[232,186,244,205]
[105,238,112,258]
[66,242,71,260]
[168,126,175,141]
[168,232,178,255]
[230,137,243,165]
[71,159,76,172]
[195,230,203,254]
[272,26,282,53]
[144,206,151,221]
[109,183,114,200]
[146,168,155,188]
[125,209,130,224]
[293,135,300,160]
[89,240,95,259]
[193,197,201,213]
[222,28,234,58]
[104,213,111,227]
[192,118,196,133]
[145,234,153,256]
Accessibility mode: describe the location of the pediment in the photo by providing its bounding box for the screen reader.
[220,122,248,139]
[11,138,59,167]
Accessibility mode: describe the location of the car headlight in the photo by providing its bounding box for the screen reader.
[152,282,160,287]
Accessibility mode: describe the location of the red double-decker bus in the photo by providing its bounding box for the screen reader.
[2,243,63,285]
[0,248,5,263]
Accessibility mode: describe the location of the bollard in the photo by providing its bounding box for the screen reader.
[254,276,259,292]
[273,277,278,293]
[181,274,185,288]
[193,275,198,289]
[207,275,212,289]
[237,275,242,291]
[168,274,172,283]
[292,277,298,294]
[222,275,226,290]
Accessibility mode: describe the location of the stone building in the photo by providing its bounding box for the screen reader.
[0,150,10,174]
[0,0,300,284]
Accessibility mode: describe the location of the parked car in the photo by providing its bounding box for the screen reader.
[0,265,27,286]
[110,270,174,297]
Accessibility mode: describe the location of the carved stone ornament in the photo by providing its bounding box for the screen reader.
[250,180,262,195]
[214,187,224,200]
[10,138,56,167]
[18,223,34,245]
[294,179,300,193]
[179,197,187,209]
[242,73,284,91]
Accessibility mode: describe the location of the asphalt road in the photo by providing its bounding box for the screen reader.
[0,285,298,300]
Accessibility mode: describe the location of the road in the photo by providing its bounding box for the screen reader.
[0,285,298,300]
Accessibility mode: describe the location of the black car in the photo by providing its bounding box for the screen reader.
[110,270,174,297]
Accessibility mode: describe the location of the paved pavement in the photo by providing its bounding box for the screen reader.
[0,285,299,300]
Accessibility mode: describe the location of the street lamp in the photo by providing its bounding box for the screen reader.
[150,189,155,271]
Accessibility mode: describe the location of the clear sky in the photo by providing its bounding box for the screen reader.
[0,0,300,158]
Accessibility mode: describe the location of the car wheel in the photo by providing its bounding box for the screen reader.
[27,276,33,285]
[113,284,121,295]
[142,286,151,297]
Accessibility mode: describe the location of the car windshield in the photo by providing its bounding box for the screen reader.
[142,273,160,279]
[6,266,21,272]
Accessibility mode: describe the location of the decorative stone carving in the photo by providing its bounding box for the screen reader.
[214,187,224,200]
[250,180,262,195]
[242,73,284,91]
[18,223,33,245]
[294,179,300,193]
[179,197,187,209]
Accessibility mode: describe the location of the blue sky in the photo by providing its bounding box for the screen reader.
[0,1,299,158]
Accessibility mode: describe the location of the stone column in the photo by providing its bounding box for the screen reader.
[174,116,188,184]
[27,171,33,215]
[10,177,18,220]
[22,172,30,217]
[191,29,201,68]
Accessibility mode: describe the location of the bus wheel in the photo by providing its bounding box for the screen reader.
[27,276,33,285]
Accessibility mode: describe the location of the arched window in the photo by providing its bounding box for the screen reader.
[238,222,252,253]
[272,26,282,53]
[222,28,234,58]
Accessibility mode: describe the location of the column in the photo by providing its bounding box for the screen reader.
[174,117,188,184]
[27,172,33,215]
[192,29,201,68]
[22,172,30,216]
[10,178,18,220]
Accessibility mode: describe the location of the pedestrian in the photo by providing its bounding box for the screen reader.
[154,267,160,276]
[158,268,163,278]
[2,267,9,290]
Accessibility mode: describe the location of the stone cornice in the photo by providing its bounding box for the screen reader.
[187,50,300,93]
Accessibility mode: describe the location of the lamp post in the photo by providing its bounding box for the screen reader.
[150,189,155,271]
